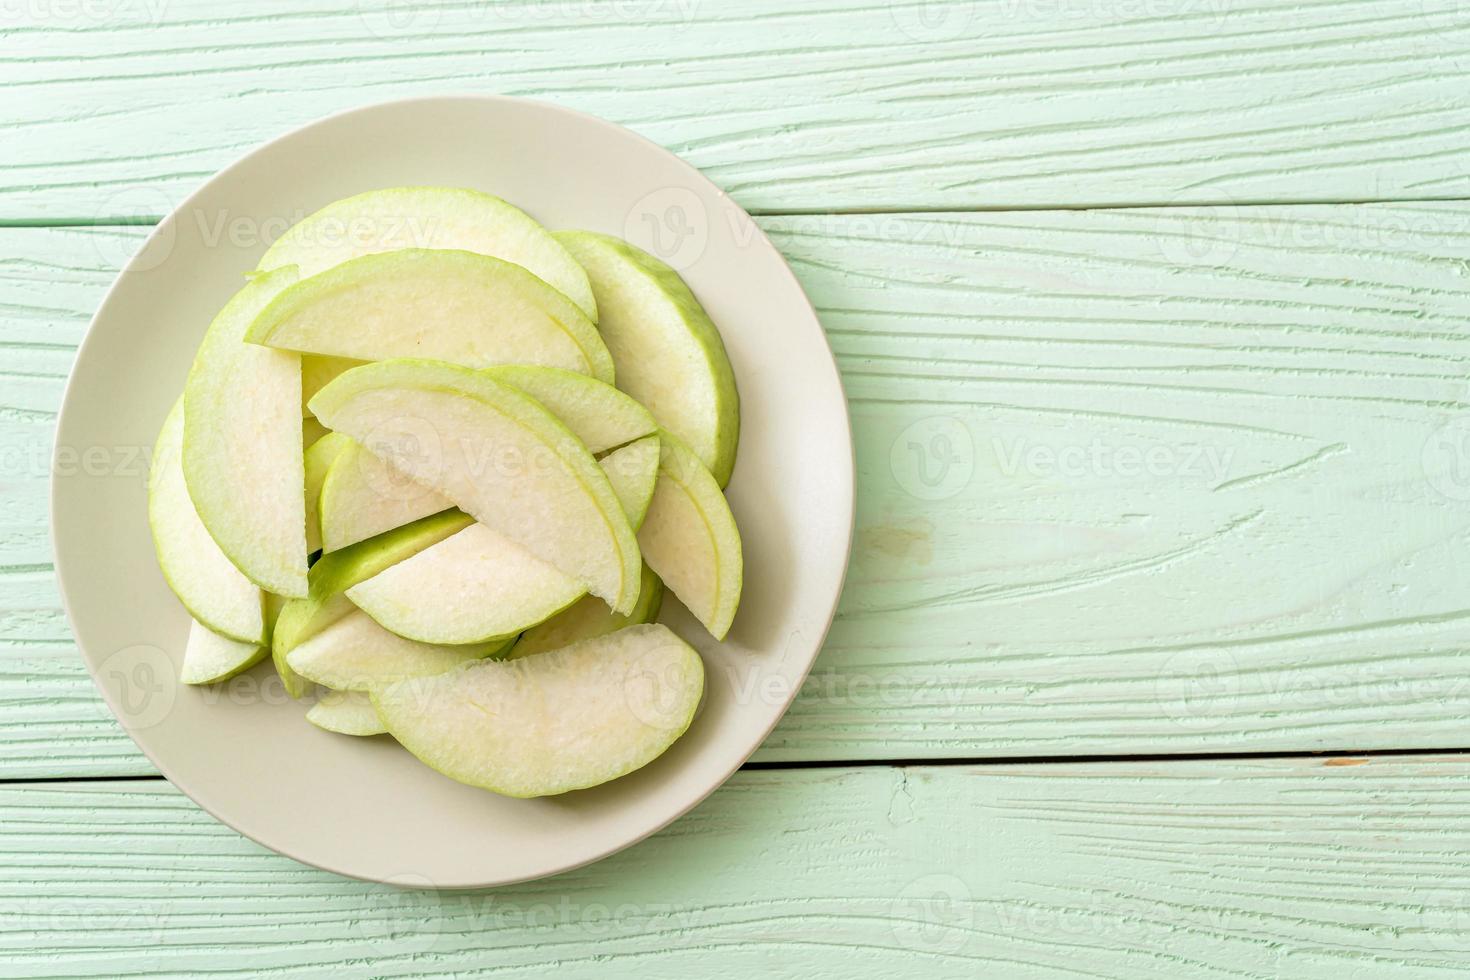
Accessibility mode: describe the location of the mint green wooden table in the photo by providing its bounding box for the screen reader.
[6,1,1470,974]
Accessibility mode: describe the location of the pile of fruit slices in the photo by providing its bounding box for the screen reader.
[147,187,742,798]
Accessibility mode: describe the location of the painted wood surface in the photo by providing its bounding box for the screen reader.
[3,757,1469,977]
[5,204,1470,776]
[4,0,1470,218]
[6,2,1470,972]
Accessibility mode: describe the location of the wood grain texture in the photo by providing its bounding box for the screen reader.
[0,228,141,775]
[4,205,1470,774]
[3,757,1470,977]
[766,202,1470,760]
[3,0,1470,218]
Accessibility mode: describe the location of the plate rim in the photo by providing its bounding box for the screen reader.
[50,93,856,888]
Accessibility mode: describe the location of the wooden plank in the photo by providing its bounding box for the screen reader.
[2,757,1469,976]
[4,0,1470,218]
[5,205,1470,777]
[0,228,143,776]
[768,202,1470,760]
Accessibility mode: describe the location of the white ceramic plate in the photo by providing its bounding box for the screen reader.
[51,96,853,888]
